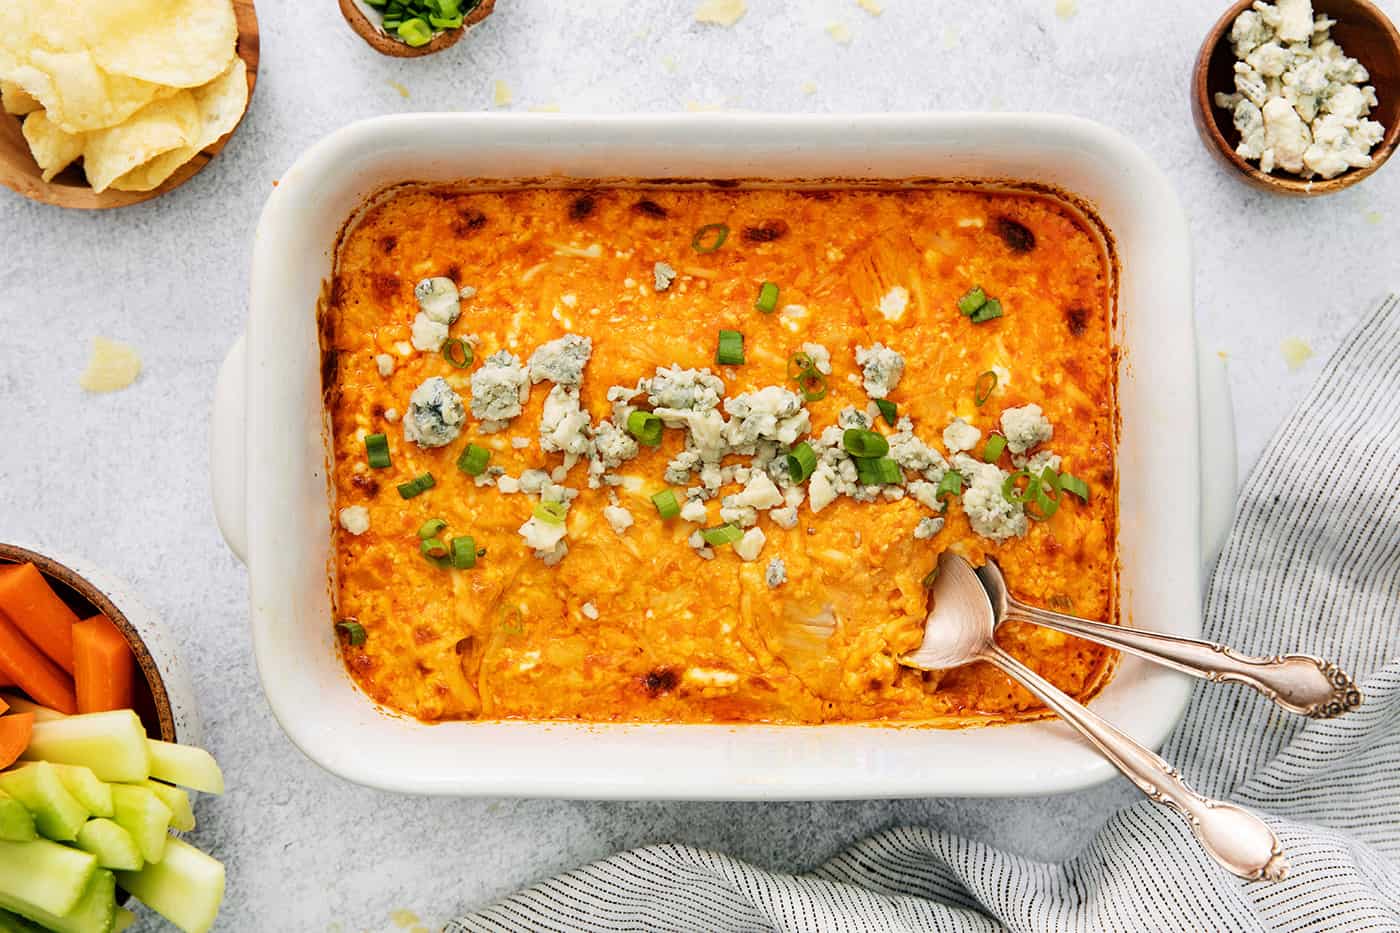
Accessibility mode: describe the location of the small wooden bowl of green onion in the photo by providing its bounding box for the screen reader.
[339,0,495,57]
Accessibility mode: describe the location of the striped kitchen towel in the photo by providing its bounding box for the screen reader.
[449,295,1400,933]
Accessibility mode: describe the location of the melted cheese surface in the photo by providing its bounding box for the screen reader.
[325,184,1117,724]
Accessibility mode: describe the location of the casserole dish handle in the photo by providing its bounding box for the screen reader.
[211,334,248,563]
[1197,344,1237,578]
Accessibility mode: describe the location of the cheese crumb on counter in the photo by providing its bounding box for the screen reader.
[695,0,746,26]
[1281,337,1314,370]
[79,336,142,393]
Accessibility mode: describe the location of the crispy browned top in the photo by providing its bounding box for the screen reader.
[325,183,1117,724]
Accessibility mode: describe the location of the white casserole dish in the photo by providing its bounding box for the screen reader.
[212,113,1234,799]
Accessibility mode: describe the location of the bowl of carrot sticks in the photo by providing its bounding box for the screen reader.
[0,542,228,933]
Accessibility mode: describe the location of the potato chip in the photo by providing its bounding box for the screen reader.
[0,80,40,115]
[6,50,167,133]
[80,337,142,393]
[90,0,236,89]
[20,110,86,182]
[109,59,247,192]
[81,92,198,193]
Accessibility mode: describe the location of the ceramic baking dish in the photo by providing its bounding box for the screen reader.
[213,113,1234,799]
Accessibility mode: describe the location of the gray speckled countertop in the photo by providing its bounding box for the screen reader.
[1,1,1397,930]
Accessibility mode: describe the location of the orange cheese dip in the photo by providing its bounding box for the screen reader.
[324,183,1117,724]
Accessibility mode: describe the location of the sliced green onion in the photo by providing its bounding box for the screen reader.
[428,13,462,28]
[936,471,964,499]
[398,472,435,499]
[787,442,818,482]
[692,223,729,253]
[855,456,901,486]
[1060,472,1090,503]
[798,370,827,402]
[787,352,816,380]
[418,518,448,539]
[442,338,474,369]
[975,370,998,406]
[1002,469,1034,504]
[755,282,780,313]
[336,619,367,646]
[456,443,491,476]
[397,18,433,46]
[717,329,745,366]
[700,523,743,546]
[365,433,391,469]
[651,489,680,519]
[957,286,987,316]
[842,428,889,459]
[1026,467,1062,521]
[627,410,663,447]
[970,298,1004,323]
[874,399,897,426]
[534,500,568,525]
[982,434,1007,463]
[450,535,477,569]
[420,536,449,560]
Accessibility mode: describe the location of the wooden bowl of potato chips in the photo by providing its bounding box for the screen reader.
[0,0,258,210]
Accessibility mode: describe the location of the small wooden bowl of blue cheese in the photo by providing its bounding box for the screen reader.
[1193,0,1400,195]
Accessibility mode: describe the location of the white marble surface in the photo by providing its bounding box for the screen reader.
[1,1,1397,929]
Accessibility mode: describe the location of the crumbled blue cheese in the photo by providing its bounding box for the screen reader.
[1016,449,1063,474]
[680,498,708,523]
[497,475,521,494]
[519,469,551,494]
[581,601,599,620]
[415,277,461,325]
[644,365,726,411]
[888,426,948,480]
[942,418,981,454]
[1214,1,1386,179]
[769,506,799,529]
[953,453,1027,541]
[528,334,592,387]
[799,341,832,375]
[654,261,677,291]
[906,480,944,513]
[338,506,370,535]
[1000,403,1053,455]
[375,353,395,377]
[914,516,944,540]
[410,314,449,353]
[590,419,639,470]
[808,463,840,513]
[765,556,787,588]
[384,408,400,423]
[723,387,810,449]
[877,286,910,322]
[470,351,531,431]
[734,526,767,561]
[539,385,593,460]
[511,436,531,449]
[603,505,635,536]
[854,343,905,399]
[728,470,784,510]
[403,377,466,448]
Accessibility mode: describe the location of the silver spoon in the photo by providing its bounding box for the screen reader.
[903,552,1287,882]
[976,560,1361,719]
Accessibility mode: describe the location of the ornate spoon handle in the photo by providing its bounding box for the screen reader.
[984,644,1287,882]
[1005,604,1361,719]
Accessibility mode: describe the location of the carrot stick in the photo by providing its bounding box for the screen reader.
[0,564,78,672]
[0,613,76,714]
[0,713,34,770]
[73,616,134,714]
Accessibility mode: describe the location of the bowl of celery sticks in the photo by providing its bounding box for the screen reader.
[0,543,226,933]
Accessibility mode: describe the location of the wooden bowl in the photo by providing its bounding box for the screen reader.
[0,543,180,743]
[1192,0,1400,195]
[0,0,259,210]
[339,0,496,57]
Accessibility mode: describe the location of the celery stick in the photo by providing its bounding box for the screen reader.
[51,764,114,819]
[0,868,115,933]
[113,907,136,932]
[0,909,43,933]
[116,838,223,933]
[0,692,65,721]
[146,741,223,795]
[0,762,89,841]
[109,785,170,864]
[140,781,194,833]
[75,818,143,871]
[21,712,150,783]
[0,791,35,843]
[0,838,97,916]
